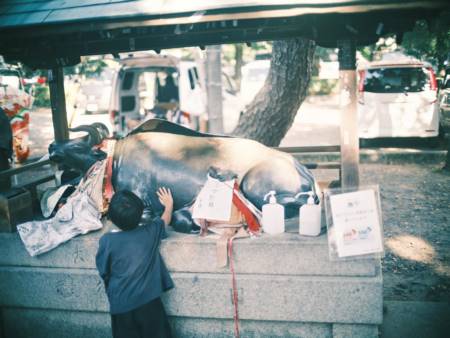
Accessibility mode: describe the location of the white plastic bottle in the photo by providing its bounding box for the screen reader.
[297,191,321,236]
[262,191,285,235]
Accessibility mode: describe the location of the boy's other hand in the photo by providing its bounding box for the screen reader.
[157,187,173,211]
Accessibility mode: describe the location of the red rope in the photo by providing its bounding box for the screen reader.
[228,237,240,338]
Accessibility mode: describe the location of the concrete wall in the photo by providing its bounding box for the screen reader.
[0,220,382,338]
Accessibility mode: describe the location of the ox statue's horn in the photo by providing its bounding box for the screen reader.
[69,125,102,146]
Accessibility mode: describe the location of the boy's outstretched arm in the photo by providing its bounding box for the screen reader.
[157,187,173,226]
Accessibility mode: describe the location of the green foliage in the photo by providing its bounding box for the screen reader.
[64,56,107,78]
[359,45,376,62]
[32,85,50,107]
[401,13,450,71]
[312,46,337,76]
[357,36,398,62]
[307,77,338,96]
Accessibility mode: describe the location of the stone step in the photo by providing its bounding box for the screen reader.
[3,307,111,338]
[0,223,378,277]
[1,307,379,338]
[0,267,382,324]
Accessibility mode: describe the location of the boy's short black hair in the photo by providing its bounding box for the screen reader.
[108,190,144,231]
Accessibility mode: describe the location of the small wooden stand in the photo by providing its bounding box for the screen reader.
[0,188,33,232]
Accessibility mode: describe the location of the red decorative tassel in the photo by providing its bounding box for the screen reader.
[232,182,260,234]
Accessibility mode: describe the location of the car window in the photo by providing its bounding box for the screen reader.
[0,70,21,89]
[121,71,135,90]
[188,69,195,90]
[363,67,430,93]
[121,96,135,111]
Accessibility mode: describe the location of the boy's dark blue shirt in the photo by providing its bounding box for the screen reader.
[96,217,174,315]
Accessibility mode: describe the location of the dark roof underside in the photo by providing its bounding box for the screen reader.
[0,0,448,68]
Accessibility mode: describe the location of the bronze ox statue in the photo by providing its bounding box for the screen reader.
[49,119,318,233]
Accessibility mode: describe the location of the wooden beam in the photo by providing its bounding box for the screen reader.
[338,40,359,188]
[275,145,341,153]
[48,67,69,142]
[0,159,52,179]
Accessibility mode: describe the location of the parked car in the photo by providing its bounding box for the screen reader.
[438,70,450,134]
[357,60,439,139]
[109,54,204,135]
[79,80,113,115]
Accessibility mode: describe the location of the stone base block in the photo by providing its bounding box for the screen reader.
[0,229,378,277]
[333,323,379,338]
[2,308,380,338]
[0,267,382,324]
[2,307,111,338]
[171,317,332,338]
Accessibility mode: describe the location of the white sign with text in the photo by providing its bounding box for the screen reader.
[330,189,383,258]
[192,176,234,221]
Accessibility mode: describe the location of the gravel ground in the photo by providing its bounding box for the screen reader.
[361,163,450,302]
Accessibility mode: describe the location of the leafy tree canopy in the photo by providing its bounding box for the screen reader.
[358,12,450,73]
[401,12,450,72]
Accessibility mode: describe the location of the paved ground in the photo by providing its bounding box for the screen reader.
[281,95,341,147]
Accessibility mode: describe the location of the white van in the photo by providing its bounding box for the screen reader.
[109,54,205,135]
[357,60,439,139]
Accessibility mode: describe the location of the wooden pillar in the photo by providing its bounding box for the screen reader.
[205,45,224,134]
[48,67,69,142]
[338,40,359,188]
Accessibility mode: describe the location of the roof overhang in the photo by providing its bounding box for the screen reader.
[0,0,448,68]
[119,54,180,69]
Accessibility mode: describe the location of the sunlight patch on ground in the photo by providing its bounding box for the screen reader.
[386,235,435,263]
[434,262,450,278]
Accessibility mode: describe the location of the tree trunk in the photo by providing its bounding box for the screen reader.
[232,38,315,146]
[234,44,244,91]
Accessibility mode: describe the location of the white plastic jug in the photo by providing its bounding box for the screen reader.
[296,191,321,236]
[262,191,285,234]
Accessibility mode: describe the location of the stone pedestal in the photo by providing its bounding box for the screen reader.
[0,220,382,338]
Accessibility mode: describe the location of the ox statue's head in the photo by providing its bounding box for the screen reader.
[48,122,109,173]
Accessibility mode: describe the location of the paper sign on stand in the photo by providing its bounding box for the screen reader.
[324,186,384,260]
[192,176,234,221]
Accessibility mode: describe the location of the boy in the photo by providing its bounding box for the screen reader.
[96,188,174,338]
